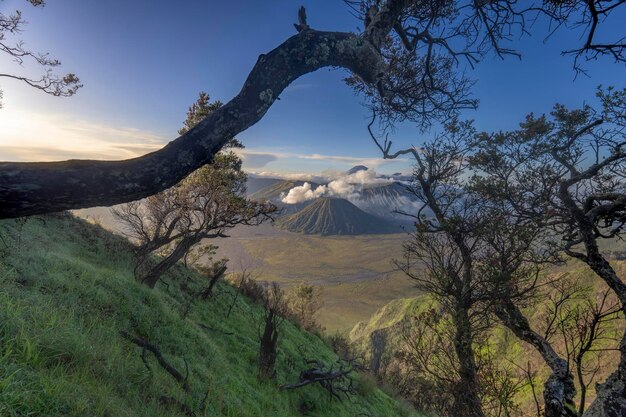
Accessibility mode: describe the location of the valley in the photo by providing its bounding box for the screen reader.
[213,226,418,333]
[75,168,424,333]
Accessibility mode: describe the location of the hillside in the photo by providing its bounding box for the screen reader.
[277,198,400,236]
[245,176,285,196]
[0,213,415,417]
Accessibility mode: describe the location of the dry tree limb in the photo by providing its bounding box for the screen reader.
[119,330,190,392]
[280,358,358,401]
[197,322,235,336]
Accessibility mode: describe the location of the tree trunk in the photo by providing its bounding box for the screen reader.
[582,306,626,417]
[258,309,279,381]
[451,305,486,417]
[581,250,626,417]
[494,300,576,417]
[201,264,227,299]
[142,236,199,288]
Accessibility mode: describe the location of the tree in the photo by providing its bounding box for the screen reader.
[287,282,323,331]
[540,281,622,416]
[0,0,81,107]
[113,92,276,288]
[372,118,608,417]
[2,1,625,218]
[390,306,463,416]
[390,121,499,417]
[470,89,626,416]
[475,211,579,417]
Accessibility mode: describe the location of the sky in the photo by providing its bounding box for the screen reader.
[0,0,624,176]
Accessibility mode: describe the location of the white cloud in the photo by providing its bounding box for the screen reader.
[279,169,396,204]
[238,152,278,168]
[280,182,328,204]
[238,148,410,170]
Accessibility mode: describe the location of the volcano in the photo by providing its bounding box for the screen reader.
[277,197,400,236]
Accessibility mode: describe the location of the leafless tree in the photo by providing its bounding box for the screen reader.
[371,119,588,416]
[540,282,623,416]
[390,121,504,417]
[3,0,625,218]
[392,307,459,416]
[112,152,275,288]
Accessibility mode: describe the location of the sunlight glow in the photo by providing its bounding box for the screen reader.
[0,109,166,162]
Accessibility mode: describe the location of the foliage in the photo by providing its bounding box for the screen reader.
[470,86,626,414]
[368,91,626,416]
[287,282,324,332]
[348,0,626,130]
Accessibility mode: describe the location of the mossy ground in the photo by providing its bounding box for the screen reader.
[0,213,416,417]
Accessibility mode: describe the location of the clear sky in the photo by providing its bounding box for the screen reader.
[0,0,624,176]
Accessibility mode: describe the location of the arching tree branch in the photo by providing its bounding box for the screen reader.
[0,28,385,219]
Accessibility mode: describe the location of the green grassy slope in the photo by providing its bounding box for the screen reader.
[0,213,415,417]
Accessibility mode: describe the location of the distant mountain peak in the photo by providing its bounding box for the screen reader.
[346,165,369,175]
[277,197,400,236]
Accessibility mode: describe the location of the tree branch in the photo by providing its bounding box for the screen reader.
[0,27,384,219]
[120,330,191,392]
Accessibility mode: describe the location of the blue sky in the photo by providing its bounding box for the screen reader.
[0,0,624,175]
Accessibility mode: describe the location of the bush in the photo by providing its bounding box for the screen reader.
[356,372,378,397]
[287,282,323,332]
[238,275,265,304]
[326,332,352,359]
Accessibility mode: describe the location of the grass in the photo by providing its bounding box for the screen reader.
[74,208,420,334]
[0,213,417,417]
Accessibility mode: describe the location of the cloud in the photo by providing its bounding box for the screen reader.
[280,169,395,204]
[0,109,166,161]
[238,148,410,171]
[281,182,328,204]
[300,153,402,168]
[249,171,329,183]
[239,152,278,168]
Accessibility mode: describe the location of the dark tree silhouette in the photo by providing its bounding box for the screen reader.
[370,112,622,416]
